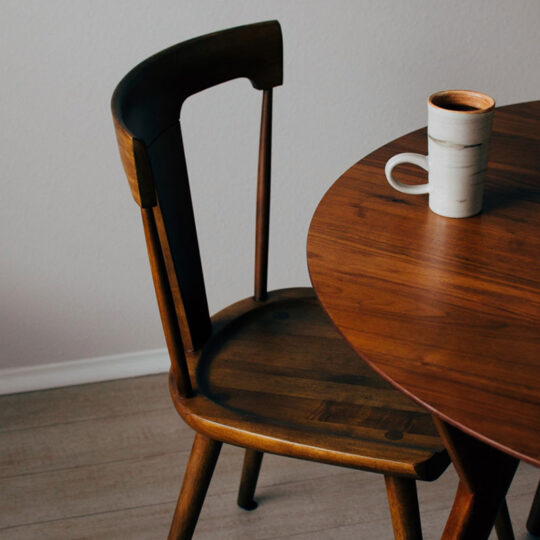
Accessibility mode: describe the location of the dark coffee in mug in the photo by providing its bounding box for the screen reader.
[429,90,493,113]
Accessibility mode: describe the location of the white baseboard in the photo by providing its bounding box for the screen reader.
[0,349,169,395]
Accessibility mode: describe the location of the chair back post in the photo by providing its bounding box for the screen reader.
[112,117,194,397]
[141,207,193,397]
[254,88,273,301]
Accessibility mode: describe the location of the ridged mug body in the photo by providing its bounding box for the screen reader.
[427,104,493,217]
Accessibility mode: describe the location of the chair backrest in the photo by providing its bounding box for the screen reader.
[111,21,283,396]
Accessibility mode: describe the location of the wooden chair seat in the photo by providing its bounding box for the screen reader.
[172,287,449,480]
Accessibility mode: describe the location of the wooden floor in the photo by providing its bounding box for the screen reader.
[1,374,538,539]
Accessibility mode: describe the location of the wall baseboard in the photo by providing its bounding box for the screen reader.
[0,349,169,395]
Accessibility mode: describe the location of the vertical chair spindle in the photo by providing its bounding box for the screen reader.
[254,89,273,301]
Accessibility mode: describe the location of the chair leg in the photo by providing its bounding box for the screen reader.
[384,475,423,540]
[494,498,514,540]
[526,481,540,536]
[168,433,222,540]
[237,449,264,510]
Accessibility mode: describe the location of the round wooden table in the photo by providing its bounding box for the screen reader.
[307,101,540,538]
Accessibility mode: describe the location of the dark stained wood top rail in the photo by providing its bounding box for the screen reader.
[307,101,540,467]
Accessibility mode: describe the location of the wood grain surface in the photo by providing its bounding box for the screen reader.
[173,288,449,480]
[307,101,540,467]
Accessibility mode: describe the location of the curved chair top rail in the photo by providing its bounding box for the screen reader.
[111,20,283,146]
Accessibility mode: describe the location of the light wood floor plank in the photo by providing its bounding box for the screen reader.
[0,375,171,432]
[0,407,188,478]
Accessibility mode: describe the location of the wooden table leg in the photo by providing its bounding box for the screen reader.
[494,499,515,540]
[526,481,540,536]
[433,418,519,540]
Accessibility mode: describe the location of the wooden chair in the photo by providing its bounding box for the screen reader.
[111,21,514,540]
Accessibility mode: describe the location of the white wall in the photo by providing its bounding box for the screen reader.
[1,1,539,372]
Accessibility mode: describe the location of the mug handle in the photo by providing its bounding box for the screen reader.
[385,153,430,194]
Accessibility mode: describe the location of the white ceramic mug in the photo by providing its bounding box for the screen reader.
[385,90,495,218]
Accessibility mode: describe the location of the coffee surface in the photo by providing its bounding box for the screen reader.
[429,91,494,113]
[441,103,479,111]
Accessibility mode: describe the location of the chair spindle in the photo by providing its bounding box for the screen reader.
[254,88,273,301]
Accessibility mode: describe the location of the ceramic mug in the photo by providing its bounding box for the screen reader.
[385,90,495,218]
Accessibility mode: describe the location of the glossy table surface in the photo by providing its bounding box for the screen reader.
[307,101,540,467]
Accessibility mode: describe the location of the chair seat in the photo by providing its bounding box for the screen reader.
[171,288,449,480]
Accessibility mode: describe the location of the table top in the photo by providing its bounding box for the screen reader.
[307,101,540,467]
